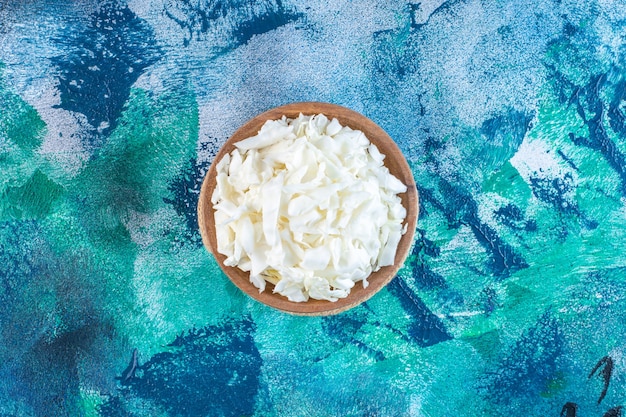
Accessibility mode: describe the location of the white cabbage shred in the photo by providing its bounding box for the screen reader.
[212,114,408,302]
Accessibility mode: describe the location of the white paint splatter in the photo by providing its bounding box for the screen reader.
[511,136,567,178]
[36,81,91,178]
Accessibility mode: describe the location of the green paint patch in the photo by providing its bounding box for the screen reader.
[0,63,47,193]
[530,95,622,208]
[483,162,531,203]
[1,169,64,219]
[0,66,45,151]
[366,283,424,342]
[404,74,626,378]
[50,85,241,355]
[540,372,567,398]
[462,330,502,360]
[505,282,539,308]
[73,87,198,243]
[78,389,105,417]
[80,88,199,215]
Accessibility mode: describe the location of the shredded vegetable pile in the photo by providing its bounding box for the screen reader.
[212,114,408,302]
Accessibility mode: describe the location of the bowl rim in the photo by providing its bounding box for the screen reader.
[198,101,419,315]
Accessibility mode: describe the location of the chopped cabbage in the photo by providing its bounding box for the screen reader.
[212,114,408,302]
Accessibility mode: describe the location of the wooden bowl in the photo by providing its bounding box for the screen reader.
[198,102,419,315]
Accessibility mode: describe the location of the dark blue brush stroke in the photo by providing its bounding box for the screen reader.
[24,322,104,416]
[411,228,447,290]
[494,204,537,232]
[100,317,262,417]
[420,184,528,279]
[97,396,140,417]
[480,287,499,316]
[415,107,531,279]
[547,60,579,105]
[412,228,441,259]
[372,1,457,78]
[528,171,598,230]
[465,209,528,276]
[0,220,116,416]
[408,1,456,31]
[548,27,626,197]
[561,402,578,417]
[481,311,563,407]
[163,157,211,245]
[529,173,577,215]
[322,309,386,361]
[412,256,447,290]
[604,407,624,417]
[0,221,63,415]
[480,109,534,147]
[568,73,626,196]
[165,0,302,47]
[0,220,38,300]
[557,149,581,172]
[52,0,161,143]
[589,355,614,405]
[607,77,626,137]
[232,6,301,46]
[386,278,452,347]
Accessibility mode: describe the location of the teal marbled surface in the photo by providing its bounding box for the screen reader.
[1,1,626,416]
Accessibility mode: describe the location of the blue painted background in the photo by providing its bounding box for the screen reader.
[1,0,626,416]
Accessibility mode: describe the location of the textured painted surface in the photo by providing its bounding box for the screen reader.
[1,0,626,416]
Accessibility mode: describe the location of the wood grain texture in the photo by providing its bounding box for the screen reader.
[198,102,419,315]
